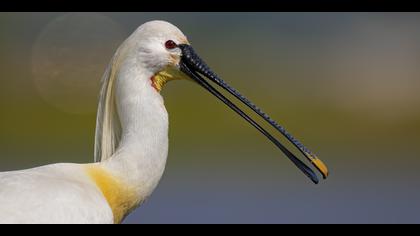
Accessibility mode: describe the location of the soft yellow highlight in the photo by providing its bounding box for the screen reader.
[311,158,329,179]
[86,165,139,224]
[152,66,191,92]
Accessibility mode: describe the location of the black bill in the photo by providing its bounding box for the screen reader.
[178,44,328,184]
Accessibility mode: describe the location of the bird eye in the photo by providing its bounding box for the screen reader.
[165,40,177,49]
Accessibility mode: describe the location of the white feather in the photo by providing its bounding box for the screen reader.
[0,164,113,224]
[0,20,188,224]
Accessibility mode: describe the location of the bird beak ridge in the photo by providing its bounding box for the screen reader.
[177,44,328,184]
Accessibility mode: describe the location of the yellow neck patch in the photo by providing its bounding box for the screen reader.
[151,66,191,92]
[86,165,140,224]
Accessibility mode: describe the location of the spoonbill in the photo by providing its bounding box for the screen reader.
[0,20,328,224]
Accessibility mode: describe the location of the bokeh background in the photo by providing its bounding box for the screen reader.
[1,12,420,223]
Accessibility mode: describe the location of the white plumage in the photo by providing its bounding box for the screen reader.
[0,164,113,223]
[0,20,188,224]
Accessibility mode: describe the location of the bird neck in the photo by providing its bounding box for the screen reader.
[100,59,169,201]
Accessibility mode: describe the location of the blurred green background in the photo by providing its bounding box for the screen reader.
[1,12,420,223]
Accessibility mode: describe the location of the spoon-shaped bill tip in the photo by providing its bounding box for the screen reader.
[311,158,328,179]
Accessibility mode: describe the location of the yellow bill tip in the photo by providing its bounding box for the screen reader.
[311,158,329,179]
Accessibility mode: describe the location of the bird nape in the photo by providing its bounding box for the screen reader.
[0,20,328,224]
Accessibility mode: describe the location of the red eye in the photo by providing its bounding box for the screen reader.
[165,40,177,49]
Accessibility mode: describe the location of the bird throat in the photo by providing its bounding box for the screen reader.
[151,73,167,92]
[151,66,190,92]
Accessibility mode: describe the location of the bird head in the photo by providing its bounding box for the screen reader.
[124,20,328,183]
